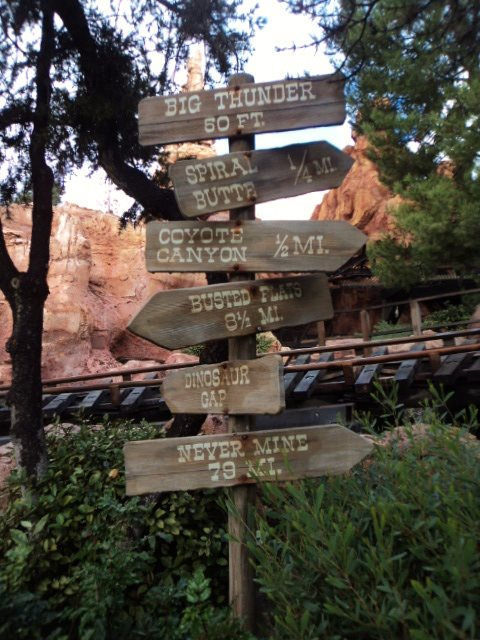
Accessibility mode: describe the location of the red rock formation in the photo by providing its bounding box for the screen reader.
[311,132,400,238]
[0,204,205,383]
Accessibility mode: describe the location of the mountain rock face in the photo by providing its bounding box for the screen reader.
[0,204,205,383]
[311,132,400,237]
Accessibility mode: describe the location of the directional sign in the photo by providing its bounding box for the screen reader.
[124,424,373,494]
[146,220,366,273]
[163,356,285,415]
[127,274,333,349]
[169,141,353,216]
[139,73,346,145]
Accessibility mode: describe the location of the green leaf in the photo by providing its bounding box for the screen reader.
[34,514,49,535]
[11,528,28,544]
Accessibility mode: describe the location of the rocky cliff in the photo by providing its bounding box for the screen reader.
[311,132,400,237]
[0,204,205,383]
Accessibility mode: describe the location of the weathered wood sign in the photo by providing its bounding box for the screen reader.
[124,424,373,494]
[139,73,346,145]
[163,355,285,415]
[169,141,353,215]
[146,220,366,273]
[128,274,333,349]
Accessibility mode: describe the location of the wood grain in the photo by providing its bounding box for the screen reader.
[146,220,366,273]
[139,73,346,145]
[163,355,285,415]
[169,141,353,215]
[124,424,373,494]
[127,274,333,349]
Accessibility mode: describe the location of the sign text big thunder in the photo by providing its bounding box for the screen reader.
[138,73,346,145]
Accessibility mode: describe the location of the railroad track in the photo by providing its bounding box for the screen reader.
[1,327,479,436]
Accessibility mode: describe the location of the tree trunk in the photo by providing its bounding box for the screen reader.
[6,275,49,478]
[2,2,55,482]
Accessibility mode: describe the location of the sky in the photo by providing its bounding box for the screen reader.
[62,1,353,220]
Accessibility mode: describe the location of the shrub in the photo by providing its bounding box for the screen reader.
[0,419,245,640]
[247,420,480,639]
[423,303,473,329]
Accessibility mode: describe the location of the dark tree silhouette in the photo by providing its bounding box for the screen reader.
[0,0,259,479]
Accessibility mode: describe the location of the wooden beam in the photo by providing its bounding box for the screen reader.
[128,274,333,350]
[43,392,77,416]
[163,356,285,415]
[393,343,425,390]
[146,220,366,272]
[354,346,388,395]
[124,424,373,494]
[283,354,311,397]
[292,352,333,399]
[226,73,256,632]
[410,300,422,336]
[169,142,353,215]
[253,404,352,431]
[139,73,346,145]
[433,352,474,384]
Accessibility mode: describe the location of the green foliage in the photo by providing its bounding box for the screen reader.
[368,177,480,288]
[247,415,480,638]
[182,344,206,358]
[0,419,235,640]
[179,568,255,640]
[284,0,480,287]
[423,303,473,329]
[256,332,275,354]
[183,332,274,358]
[0,1,261,206]
[372,319,411,338]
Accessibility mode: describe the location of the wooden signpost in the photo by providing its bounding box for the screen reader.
[128,274,333,349]
[146,220,366,273]
[127,69,371,632]
[163,356,285,415]
[169,141,354,215]
[124,424,373,494]
[138,72,346,145]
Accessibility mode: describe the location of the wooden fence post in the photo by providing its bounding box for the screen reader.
[360,309,372,355]
[317,320,326,346]
[227,72,256,631]
[410,300,422,336]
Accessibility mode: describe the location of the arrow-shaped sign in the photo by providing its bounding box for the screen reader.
[128,274,333,350]
[139,73,345,145]
[146,220,366,273]
[169,141,353,216]
[124,424,373,494]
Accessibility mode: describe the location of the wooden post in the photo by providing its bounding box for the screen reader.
[410,300,422,336]
[317,320,326,346]
[360,309,372,355]
[227,73,256,631]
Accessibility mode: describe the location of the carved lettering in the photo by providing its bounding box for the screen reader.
[177,432,310,482]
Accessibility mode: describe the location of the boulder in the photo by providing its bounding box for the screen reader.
[311,132,400,239]
[0,204,205,383]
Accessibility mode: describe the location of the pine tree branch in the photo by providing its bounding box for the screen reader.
[0,103,33,130]
[52,0,183,220]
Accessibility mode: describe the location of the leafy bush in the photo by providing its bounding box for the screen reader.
[256,332,275,354]
[182,332,274,358]
[372,319,411,338]
[0,419,247,640]
[182,344,205,358]
[247,419,480,639]
[423,303,473,329]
